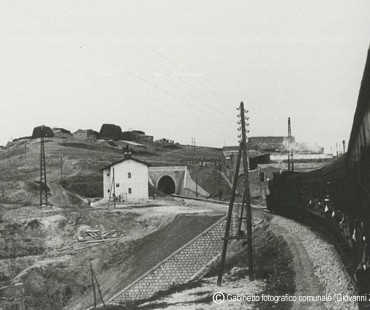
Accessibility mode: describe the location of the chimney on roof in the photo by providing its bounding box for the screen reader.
[123,144,132,159]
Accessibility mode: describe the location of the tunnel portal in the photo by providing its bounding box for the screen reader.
[158,176,176,194]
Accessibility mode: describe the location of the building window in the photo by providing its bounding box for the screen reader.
[128,188,132,194]
[128,172,131,178]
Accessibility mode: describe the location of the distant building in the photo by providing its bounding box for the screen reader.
[100,154,149,201]
[73,129,98,141]
[154,138,174,144]
[98,124,122,141]
[223,146,270,180]
[121,130,154,144]
[248,136,294,152]
[31,125,54,139]
[52,128,73,139]
[12,136,31,142]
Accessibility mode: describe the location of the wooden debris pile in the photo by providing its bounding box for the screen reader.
[77,226,122,244]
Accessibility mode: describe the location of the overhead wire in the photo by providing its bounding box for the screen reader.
[2,0,241,148]
[100,1,235,118]
[19,0,234,134]
[45,0,234,129]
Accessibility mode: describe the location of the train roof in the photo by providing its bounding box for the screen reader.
[346,46,370,160]
[321,155,346,178]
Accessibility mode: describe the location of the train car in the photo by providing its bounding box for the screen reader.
[267,170,300,214]
[267,45,370,300]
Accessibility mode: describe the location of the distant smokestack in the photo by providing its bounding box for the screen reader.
[342,140,346,154]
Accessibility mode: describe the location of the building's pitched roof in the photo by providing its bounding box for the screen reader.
[100,157,150,171]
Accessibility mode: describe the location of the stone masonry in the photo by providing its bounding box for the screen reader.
[103,205,264,307]
[106,215,229,305]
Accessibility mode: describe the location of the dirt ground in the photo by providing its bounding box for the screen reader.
[109,212,357,310]
[0,199,227,310]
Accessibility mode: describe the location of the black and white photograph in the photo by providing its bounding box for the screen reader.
[0,1,369,309]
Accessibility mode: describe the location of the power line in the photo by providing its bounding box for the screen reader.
[3,1,233,137]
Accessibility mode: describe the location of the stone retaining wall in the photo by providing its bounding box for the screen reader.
[107,215,228,305]
[103,205,265,306]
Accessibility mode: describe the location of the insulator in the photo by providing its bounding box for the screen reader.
[247,130,250,133]
[246,110,249,113]
[245,117,249,120]
[237,121,241,125]
[237,127,241,131]
[363,236,366,241]
[324,205,328,212]
[332,211,335,218]
[353,230,356,241]
[364,264,367,271]
[238,134,242,138]
[246,123,250,126]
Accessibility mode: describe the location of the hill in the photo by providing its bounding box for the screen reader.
[0,136,223,206]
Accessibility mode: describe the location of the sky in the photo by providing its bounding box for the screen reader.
[0,0,369,153]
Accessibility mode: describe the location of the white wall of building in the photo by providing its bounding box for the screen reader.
[103,159,148,201]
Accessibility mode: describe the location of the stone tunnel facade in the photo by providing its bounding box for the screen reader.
[148,166,187,195]
[148,166,209,197]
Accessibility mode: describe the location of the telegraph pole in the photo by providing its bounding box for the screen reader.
[288,117,294,172]
[60,154,63,180]
[288,117,291,171]
[39,127,48,206]
[108,167,116,209]
[240,101,254,281]
[196,169,198,198]
[218,161,222,201]
[112,167,116,209]
[217,142,242,286]
[217,102,254,285]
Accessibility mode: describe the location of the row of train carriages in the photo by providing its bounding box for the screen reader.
[267,45,370,300]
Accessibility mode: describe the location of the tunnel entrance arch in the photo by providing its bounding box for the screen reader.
[158,175,176,195]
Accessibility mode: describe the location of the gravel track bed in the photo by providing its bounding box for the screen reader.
[272,215,358,310]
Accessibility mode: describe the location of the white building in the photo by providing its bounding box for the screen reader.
[101,155,149,201]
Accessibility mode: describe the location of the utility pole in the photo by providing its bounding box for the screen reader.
[217,142,242,286]
[39,126,48,206]
[240,101,254,281]
[287,118,291,171]
[289,118,294,171]
[342,140,346,154]
[60,154,63,181]
[288,117,294,171]
[218,161,222,201]
[195,169,198,198]
[113,167,116,208]
[90,260,97,309]
[192,137,196,160]
[108,167,116,209]
[217,101,254,285]
[24,140,27,158]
